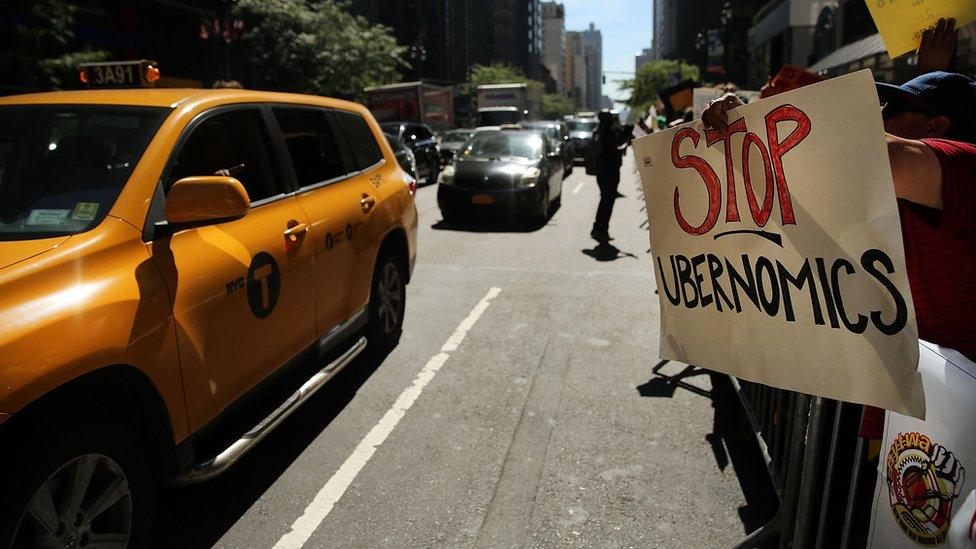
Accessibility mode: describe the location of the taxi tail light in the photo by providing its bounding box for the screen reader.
[402,171,417,196]
[79,70,88,84]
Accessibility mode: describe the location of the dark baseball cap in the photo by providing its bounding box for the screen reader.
[876,71,976,140]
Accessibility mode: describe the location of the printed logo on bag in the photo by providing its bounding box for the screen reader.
[886,432,967,546]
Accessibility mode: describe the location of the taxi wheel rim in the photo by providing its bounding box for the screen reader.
[14,454,132,549]
[377,262,403,334]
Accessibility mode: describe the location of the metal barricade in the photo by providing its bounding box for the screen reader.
[731,380,876,549]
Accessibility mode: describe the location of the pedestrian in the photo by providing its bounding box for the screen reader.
[702,72,976,361]
[587,109,629,242]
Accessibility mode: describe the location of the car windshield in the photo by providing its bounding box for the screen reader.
[523,124,560,140]
[0,105,168,241]
[568,120,597,132]
[443,131,473,143]
[462,132,543,160]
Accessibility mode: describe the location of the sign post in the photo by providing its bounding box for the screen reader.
[632,70,924,418]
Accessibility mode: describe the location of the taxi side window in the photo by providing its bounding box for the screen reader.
[168,109,279,202]
[273,107,349,187]
[333,111,383,171]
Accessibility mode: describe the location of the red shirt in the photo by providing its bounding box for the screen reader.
[861,138,976,439]
[899,138,976,362]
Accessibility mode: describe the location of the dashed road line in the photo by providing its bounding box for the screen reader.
[273,287,503,548]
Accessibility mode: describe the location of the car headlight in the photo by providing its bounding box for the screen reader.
[439,164,455,185]
[519,167,541,187]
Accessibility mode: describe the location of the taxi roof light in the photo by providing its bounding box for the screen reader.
[145,65,161,84]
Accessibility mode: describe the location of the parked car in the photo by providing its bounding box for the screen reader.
[385,132,418,179]
[437,128,563,223]
[567,118,598,162]
[0,85,418,546]
[439,128,474,165]
[520,120,573,177]
[381,121,440,185]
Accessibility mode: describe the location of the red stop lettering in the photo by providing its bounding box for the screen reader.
[671,128,722,235]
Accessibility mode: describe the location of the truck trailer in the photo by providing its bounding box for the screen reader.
[475,83,541,127]
[363,81,454,130]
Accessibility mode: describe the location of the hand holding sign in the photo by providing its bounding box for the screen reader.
[867,0,976,58]
[633,70,924,418]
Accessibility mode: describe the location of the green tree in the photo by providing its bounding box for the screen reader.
[620,60,700,115]
[542,94,576,119]
[234,0,405,99]
[468,64,527,87]
[8,0,109,90]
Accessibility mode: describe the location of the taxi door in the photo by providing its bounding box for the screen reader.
[331,109,388,311]
[269,105,370,336]
[150,107,316,432]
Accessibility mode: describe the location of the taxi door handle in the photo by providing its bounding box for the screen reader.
[360,194,376,213]
[283,222,309,242]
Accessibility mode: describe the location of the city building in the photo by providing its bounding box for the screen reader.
[468,0,543,80]
[651,0,762,85]
[635,46,654,72]
[565,31,588,108]
[350,0,472,84]
[806,0,976,82]
[580,23,602,111]
[541,2,565,94]
[747,0,836,88]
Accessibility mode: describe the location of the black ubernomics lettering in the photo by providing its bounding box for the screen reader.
[656,249,908,336]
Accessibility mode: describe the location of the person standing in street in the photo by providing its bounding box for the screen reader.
[588,109,629,242]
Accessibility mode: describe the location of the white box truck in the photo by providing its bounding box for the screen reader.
[475,83,541,127]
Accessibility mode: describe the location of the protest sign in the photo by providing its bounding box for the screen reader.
[867,0,976,58]
[868,341,976,547]
[632,69,924,418]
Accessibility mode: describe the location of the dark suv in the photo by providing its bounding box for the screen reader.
[381,122,441,184]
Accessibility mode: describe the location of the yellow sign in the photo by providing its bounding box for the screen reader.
[866,0,976,58]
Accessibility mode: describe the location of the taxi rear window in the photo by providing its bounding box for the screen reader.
[0,105,168,241]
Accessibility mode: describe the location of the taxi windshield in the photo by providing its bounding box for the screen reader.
[0,105,168,241]
[463,132,543,161]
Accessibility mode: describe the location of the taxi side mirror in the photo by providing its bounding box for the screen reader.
[165,176,250,225]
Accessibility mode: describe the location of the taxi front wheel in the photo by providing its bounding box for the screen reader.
[0,406,154,549]
[366,251,406,353]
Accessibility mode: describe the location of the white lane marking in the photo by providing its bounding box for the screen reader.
[572,180,585,195]
[274,287,503,549]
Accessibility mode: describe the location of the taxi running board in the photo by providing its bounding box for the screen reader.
[172,336,368,484]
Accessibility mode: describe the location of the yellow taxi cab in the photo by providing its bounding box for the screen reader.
[0,62,418,546]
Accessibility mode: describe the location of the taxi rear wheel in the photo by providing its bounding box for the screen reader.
[367,251,405,353]
[0,406,154,549]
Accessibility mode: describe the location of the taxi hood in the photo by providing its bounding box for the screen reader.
[0,236,71,270]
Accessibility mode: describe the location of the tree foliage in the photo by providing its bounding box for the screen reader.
[542,94,576,119]
[468,64,527,87]
[9,0,109,89]
[620,60,700,113]
[234,0,405,99]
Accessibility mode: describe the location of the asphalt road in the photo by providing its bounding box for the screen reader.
[155,154,775,548]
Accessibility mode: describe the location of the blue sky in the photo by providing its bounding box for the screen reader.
[562,0,653,106]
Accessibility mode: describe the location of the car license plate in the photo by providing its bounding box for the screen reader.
[471,194,493,205]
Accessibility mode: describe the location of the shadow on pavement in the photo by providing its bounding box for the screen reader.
[152,345,392,548]
[581,242,638,262]
[636,362,779,542]
[431,218,546,233]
